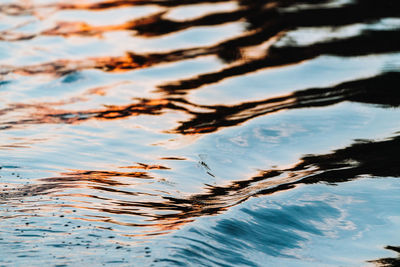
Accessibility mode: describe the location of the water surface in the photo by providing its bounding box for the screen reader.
[0,0,400,266]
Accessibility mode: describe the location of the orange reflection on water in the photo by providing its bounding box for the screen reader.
[120,163,170,170]
[1,133,400,237]
[1,0,400,247]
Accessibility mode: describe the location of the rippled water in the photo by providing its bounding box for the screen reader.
[1,0,400,266]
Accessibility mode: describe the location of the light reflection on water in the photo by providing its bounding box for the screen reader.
[0,0,400,265]
[152,179,400,267]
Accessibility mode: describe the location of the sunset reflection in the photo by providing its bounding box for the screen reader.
[1,0,399,265]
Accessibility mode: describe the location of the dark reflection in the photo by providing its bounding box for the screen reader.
[42,170,153,185]
[41,0,329,38]
[119,133,400,230]
[2,133,399,232]
[173,72,400,134]
[1,0,399,90]
[370,246,400,267]
[1,0,400,264]
[159,29,400,93]
[0,0,234,16]
[1,53,159,75]
[1,72,398,134]
[0,98,175,128]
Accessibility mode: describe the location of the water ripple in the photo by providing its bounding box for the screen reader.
[1,0,399,265]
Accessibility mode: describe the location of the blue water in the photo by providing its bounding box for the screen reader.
[0,0,399,266]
